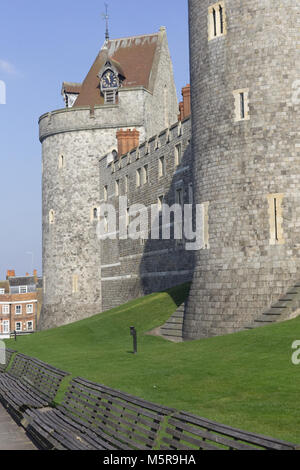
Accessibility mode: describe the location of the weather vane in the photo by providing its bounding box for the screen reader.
[102,3,110,42]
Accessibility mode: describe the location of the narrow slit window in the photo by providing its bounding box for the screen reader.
[240,92,245,119]
[233,89,249,122]
[115,179,119,196]
[219,5,223,34]
[213,9,217,36]
[267,193,284,245]
[143,165,149,185]
[136,169,141,188]
[274,198,278,241]
[208,2,226,40]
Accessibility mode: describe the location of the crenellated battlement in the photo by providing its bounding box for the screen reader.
[102,116,190,172]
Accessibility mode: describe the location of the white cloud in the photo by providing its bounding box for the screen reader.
[0,59,18,75]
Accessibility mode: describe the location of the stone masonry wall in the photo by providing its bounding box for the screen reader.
[185,0,300,338]
[99,117,194,311]
[39,29,180,329]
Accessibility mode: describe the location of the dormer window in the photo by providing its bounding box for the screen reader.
[100,68,119,104]
[99,60,124,105]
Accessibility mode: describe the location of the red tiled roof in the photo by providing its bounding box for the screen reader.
[73,33,160,108]
[62,82,82,95]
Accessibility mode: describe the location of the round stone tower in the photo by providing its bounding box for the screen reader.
[184,0,300,338]
[39,28,179,329]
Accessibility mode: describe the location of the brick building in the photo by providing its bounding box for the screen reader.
[0,270,42,338]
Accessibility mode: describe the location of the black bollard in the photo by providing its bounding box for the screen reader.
[130,326,137,354]
[14,330,17,341]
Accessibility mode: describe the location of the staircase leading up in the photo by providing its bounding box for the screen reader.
[246,281,300,329]
[158,303,185,342]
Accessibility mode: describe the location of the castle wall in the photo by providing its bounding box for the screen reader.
[40,104,149,329]
[185,0,300,338]
[144,27,179,136]
[99,117,194,311]
[40,28,180,329]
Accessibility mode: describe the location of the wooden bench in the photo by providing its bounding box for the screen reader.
[160,411,298,451]
[0,353,69,419]
[0,348,15,373]
[23,377,175,450]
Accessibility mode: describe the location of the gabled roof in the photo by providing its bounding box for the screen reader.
[8,276,36,287]
[62,82,82,95]
[72,30,163,108]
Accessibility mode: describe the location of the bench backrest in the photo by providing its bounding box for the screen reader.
[0,348,16,373]
[161,411,297,450]
[10,353,69,402]
[60,377,175,450]
[8,353,30,379]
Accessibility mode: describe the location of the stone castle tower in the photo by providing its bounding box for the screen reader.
[40,28,178,329]
[184,0,300,338]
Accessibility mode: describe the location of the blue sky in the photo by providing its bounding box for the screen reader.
[0,0,189,279]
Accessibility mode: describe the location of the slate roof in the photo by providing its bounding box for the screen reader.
[8,276,36,287]
[72,32,161,108]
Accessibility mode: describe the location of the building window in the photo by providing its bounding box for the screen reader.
[72,275,79,294]
[143,165,149,185]
[125,175,128,194]
[26,304,33,314]
[58,154,64,169]
[2,305,9,315]
[115,179,120,196]
[158,195,164,213]
[233,89,250,122]
[0,288,5,295]
[19,286,28,294]
[267,194,284,245]
[126,208,130,227]
[15,305,22,315]
[208,2,226,40]
[175,187,184,208]
[175,144,182,167]
[104,214,109,233]
[2,320,9,334]
[104,185,108,201]
[93,207,98,220]
[200,202,210,250]
[136,169,141,188]
[27,321,33,331]
[159,156,165,178]
[15,322,22,332]
[49,209,55,225]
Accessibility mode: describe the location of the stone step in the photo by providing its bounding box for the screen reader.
[159,302,185,342]
[163,318,183,325]
[161,324,183,332]
[161,328,183,337]
[248,280,300,329]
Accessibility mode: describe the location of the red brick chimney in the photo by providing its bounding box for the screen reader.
[116,129,140,157]
[6,269,15,279]
[178,84,191,121]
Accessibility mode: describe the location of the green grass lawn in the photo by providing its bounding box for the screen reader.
[5,282,300,444]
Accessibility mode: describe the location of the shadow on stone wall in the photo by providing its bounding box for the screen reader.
[139,139,196,300]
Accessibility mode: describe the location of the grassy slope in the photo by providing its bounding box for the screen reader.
[5,282,300,444]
